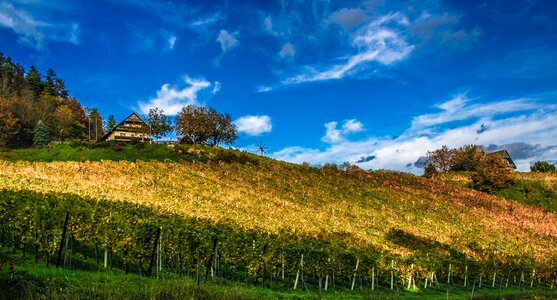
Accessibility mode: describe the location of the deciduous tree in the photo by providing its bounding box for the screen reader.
[147,108,173,141]
[471,154,514,192]
[175,105,237,146]
[530,161,556,173]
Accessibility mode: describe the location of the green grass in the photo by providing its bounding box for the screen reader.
[1,248,555,299]
[0,142,190,163]
[495,179,557,212]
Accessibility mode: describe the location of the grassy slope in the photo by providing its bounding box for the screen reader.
[438,172,557,212]
[1,146,556,271]
[3,248,554,300]
[0,143,189,163]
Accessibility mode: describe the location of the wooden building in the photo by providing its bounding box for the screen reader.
[487,149,516,169]
[101,112,152,143]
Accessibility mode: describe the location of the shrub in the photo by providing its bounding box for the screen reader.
[113,143,123,152]
[214,149,258,165]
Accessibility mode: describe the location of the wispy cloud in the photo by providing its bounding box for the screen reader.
[0,2,80,50]
[271,95,557,173]
[278,42,295,59]
[412,94,539,129]
[260,13,413,90]
[137,76,219,115]
[235,115,272,136]
[167,35,177,50]
[216,29,239,53]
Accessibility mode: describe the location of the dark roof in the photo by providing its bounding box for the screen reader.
[101,112,150,141]
[487,149,517,169]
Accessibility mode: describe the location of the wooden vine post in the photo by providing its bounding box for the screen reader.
[293,254,304,290]
[464,265,468,287]
[104,212,112,270]
[447,263,452,284]
[371,267,375,290]
[351,258,360,291]
[531,269,535,288]
[390,260,394,290]
[324,258,330,291]
[55,211,70,268]
[148,227,161,276]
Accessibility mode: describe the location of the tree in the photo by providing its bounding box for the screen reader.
[25,66,43,99]
[530,161,556,173]
[208,108,237,146]
[147,108,173,141]
[471,154,514,192]
[106,114,117,132]
[175,105,237,146]
[424,144,486,176]
[452,145,485,171]
[53,105,75,141]
[424,145,455,174]
[33,120,51,147]
[0,98,19,147]
[88,108,105,141]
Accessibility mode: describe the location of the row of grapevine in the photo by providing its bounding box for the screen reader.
[1,188,556,291]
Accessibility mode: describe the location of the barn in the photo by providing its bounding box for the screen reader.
[487,149,517,169]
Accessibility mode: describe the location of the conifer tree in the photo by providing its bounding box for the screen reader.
[33,120,50,147]
[106,114,117,132]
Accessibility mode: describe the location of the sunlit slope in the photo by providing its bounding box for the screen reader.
[1,159,556,265]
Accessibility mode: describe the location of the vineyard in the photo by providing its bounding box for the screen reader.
[1,147,557,297]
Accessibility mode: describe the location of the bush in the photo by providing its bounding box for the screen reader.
[214,149,258,165]
[471,154,514,192]
[113,143,123,152]
[531,161,556,173]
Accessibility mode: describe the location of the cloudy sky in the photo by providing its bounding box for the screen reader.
[2,0,556,172]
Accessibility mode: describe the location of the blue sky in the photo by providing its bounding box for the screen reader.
[1,0,557,172]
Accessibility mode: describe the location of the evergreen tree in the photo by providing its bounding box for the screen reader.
[25,66,43,99]
[106,114,117,132]
[33,120,50,147]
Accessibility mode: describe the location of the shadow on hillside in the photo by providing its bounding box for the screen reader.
[385,228,466,261]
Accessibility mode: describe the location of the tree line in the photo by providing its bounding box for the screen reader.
[0,52,237,148]
[0,52,103,147]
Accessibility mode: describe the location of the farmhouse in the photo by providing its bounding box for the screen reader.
[101,112,152,143]
[487,149,516,169]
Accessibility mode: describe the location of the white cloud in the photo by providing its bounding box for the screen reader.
[0,2,80,50]
[271,96,557,173]
[278,42,295,59]
[271,13,413,88]
[138,76,219,115]
[322,119,365,143]
[211,81,221,94]
[216,29,239,53]
[342,119,364,132]
[412,94,539,129]
[235,115,272,136]
[168,35,177,49]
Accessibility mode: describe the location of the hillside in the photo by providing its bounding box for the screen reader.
[1,146,557,298]
[437,172,557,212]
